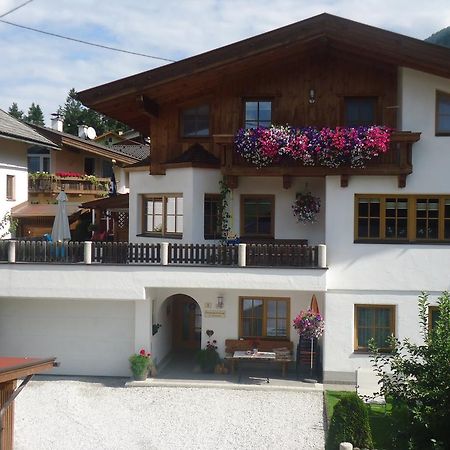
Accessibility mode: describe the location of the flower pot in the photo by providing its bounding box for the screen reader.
[132,370,148,381]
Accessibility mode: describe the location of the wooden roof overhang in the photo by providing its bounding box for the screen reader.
[77,13,450,133]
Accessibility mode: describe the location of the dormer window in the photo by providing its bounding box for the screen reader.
[244,100,272,129]
[436,91,450,136]
[181,105,209,137]
[344,97,377,127]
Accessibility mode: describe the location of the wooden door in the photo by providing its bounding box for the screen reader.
[172,297,202,350]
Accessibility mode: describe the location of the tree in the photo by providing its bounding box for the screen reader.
[25,102,45,126]
[59,88,128,136]
[8,102,24,120]
[370,292,450,449]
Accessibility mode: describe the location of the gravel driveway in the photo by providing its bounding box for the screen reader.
[14,377,325,450]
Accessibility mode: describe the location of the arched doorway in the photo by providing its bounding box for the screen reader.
[165,294,202,352]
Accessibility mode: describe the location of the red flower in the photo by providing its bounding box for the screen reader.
[139,349,146,356]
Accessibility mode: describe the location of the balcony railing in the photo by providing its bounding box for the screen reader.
[28,174,110,195]
[0,240,326,268]
[214,131,421,187]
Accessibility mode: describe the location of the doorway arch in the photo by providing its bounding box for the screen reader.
[160,294,202,352]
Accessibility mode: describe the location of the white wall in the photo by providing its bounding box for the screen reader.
[0,138,28,236]
[129,167,325,245]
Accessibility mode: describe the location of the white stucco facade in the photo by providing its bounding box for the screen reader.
[0,138,29,237]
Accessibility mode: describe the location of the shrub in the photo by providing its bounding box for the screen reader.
[326,393,373,450]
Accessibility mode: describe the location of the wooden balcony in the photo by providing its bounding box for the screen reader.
[0,240,325,269]
[28,175,110,195]
[214,131,421,188]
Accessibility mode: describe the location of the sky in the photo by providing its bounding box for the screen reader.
[0,0,449,125]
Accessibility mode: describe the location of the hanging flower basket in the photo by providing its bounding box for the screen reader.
[234,125,391,168]
[293,309,324,340]
[292,192,321,224]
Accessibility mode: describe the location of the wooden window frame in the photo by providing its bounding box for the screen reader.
[180,103,211,138]
[354,304,396,352]
[239,296,290,340]
[428,306,440,332]
[242,98,273,129]
[355,194,450,243]
[240,194,275,239]
[341,96,380,127]
[435,90,450,136]
[142,193,183,238]
[204,194,221,240]
[6,175,15,201]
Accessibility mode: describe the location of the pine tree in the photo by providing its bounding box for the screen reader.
[8,102,24,120]
[25,102,45,126]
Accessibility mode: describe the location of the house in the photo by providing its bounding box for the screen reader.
[0,109,58,237]
[0,14,449,382]
[11,118,146,238]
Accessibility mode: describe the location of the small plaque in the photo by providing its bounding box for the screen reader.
[205,309,226,318]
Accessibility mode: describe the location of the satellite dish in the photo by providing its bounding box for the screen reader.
[86,127,97,140]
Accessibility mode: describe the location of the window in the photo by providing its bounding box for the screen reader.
[102,160,113,178]
[27,147,50,173]
[429,306,440,331]
[241,195,274,238]
[344,97,377,127]
[143,194,183,236]
[6,175,15,201]
[239,297,289,339]
[244,100,272,129]
[436,91,450,136]
[204,194,221,240]
[355,305,395,351]
[181,104,209,137]
[355,195,450,243]
[84,157,96,175]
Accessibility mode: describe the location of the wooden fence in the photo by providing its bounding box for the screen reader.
[0,240,324,268]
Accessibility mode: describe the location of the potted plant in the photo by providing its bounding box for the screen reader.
[129,348,152,381]
[196,339,220,373]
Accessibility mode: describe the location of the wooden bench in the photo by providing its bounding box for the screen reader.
[225,339,294,377]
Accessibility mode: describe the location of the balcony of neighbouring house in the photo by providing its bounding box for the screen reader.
[214,129,421,188]
[0,240,327,269]
[28,172,110,196]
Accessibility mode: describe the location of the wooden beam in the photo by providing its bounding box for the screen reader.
[283,175,292,189]
[136,94,159,118]
[224,175,238,189]
[340,174,349,188]
[398,174,407,188]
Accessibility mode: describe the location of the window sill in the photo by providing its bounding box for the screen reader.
[137,233,183,240]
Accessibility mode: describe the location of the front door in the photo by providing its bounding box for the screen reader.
[172,296,201,350]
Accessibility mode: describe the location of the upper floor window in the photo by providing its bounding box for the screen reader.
[84,157,96,176]
[429,306,440,331]
[204,194,221,240]
[355,305,395,352]
[344,97,377,127]
[27,147,50,173]
[436,91,450,136]
[143,194,183,237]
[6,175,15,201]
[244,100,272,129]
[241,195,274,238]
[355,194,450,243]
[239,297,289,339]
[181,105,209,137]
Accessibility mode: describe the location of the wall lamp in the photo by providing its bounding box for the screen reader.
[309,88,316,104]
[217,295,224,308]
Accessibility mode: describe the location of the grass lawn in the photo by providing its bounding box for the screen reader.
[325,391,393,450]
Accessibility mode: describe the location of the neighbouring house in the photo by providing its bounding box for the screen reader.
[0,14,449,382]
[0,109,58,238]
[11,118,146,239]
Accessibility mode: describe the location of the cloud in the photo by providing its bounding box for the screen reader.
[0,0,449,124]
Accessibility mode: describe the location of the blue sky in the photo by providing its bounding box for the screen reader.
[0,0,449,124]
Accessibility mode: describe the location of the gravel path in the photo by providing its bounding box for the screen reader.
[14,377,325,450]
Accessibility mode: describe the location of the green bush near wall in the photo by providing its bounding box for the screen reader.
[325,392,373,450]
